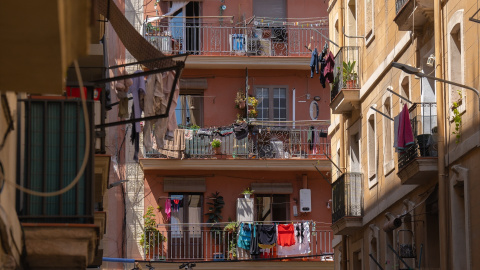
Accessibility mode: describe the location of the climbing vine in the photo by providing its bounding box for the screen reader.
[452,90,462,144]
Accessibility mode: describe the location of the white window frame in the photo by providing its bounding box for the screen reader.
[399,73,412,108]
[254,85,289,122]
[364,0,375,46]
[447,9,466,117]
[367,106,377,188]
[383,90,394,176]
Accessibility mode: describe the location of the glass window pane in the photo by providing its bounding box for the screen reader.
[273,88,286,121]
[256,88,269,120]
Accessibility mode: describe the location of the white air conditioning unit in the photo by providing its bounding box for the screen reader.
[299,189,312,212]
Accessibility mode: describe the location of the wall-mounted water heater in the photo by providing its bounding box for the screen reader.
[299,189,312,212]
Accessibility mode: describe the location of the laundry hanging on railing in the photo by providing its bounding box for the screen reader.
[143,70,180,152]
[237,221,312,257]
[129,70,146,162]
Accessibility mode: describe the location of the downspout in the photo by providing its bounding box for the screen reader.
[434,0,449,268]
[338,1,349,270]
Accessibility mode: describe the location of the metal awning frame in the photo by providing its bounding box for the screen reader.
[94,54,187,129]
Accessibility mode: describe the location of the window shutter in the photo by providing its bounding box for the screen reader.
[253,0,286,19]
[251,183,293,194]
[164,178,206,192]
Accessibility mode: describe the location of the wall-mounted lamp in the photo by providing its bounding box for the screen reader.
[326,199,332,209]
[391,62,480,111]
[426,54,435,67]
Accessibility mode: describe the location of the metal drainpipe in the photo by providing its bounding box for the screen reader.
[434,0,449,268]
[338,2,348,270]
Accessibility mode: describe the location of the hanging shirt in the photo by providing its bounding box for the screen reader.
[277,224,296,247]
[165,198,171,221]
[310,48,319,78]
[258,224,276,246]
[323,52,335,84]
[238,223,252,250]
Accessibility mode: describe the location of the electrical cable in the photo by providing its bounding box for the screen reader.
[2,60,91,197]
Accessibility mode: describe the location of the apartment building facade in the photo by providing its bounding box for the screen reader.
[328,0,480,268]
[123,0,337,269]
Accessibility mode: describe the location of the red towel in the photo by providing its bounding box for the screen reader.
[397,104,414,151]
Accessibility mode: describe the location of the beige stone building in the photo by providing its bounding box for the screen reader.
[327,0,480,268]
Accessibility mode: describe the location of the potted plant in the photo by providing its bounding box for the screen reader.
[342,60,358,88]
[211,139,222,155]
[223,221,238,260]
[205,191,225,255]
[140,206,167,260]
[248,109,258,119]
[247,96,258,108]
[235,91,246,109]
[241,187,254,199]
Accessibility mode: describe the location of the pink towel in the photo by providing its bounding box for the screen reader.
[165,199,171,221]
[397,104,414,151]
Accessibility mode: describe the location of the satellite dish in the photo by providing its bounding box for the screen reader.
[309,101,319,120]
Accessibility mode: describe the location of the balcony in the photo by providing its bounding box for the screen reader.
[397,103,438,185]
[394,0,433,31]
[144,20,328,58]
[142,222,333,262]
[330,46,361,114]
[331,173,363,235]
[16,98,100,269]
[142,123,331,171]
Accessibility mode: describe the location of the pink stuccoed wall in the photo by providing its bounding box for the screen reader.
[144,170,332,228]
[182,68,331,128]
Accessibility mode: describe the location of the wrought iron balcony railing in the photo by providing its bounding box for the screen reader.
[398,102,438,170]
[331,173,363,224]
[395,0,410,14]
[144,20,329,57]
[145,123,330,160]
[16,98,95,224]
[330,46,361,101]
[142,222,333,261]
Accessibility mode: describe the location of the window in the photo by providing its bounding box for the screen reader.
[176,94,203,127]
[367,111,377,188]
[369,225,380,270]
[365,0,374,45]
[256,86,288,121]
[399,74,411,106]
[346,0,357,46]
[383,94,394,175]
[255,194,289,221]
[447,10,465,115]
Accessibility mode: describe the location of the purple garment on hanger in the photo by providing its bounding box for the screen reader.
[165,198,171,221]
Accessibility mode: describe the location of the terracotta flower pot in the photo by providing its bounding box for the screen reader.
[213,147,221,155]
[238,100,246,109]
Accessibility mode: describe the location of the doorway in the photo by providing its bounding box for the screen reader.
[169,193,203,259]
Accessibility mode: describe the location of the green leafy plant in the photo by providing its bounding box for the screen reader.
[452,90,463,144]
[224,220,238,260]
[342,60,357,85]
[241,187,254,195]
[205,192,225,230]
[140,206,166,254]
[235,91,246,109]
[211,139,222,148]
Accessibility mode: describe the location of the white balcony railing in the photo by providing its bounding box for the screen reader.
[144,20,329,57]
[142,221,333,261]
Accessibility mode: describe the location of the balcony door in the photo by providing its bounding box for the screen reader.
[169,193,203,259]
